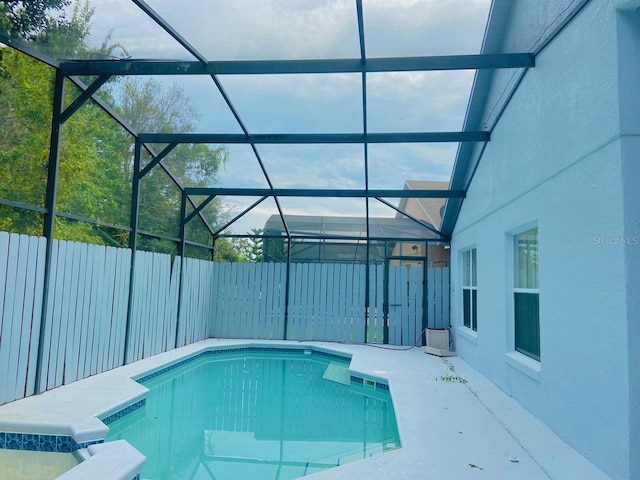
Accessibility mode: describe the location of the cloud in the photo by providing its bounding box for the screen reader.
[213,73,363,133]
[257,144,365,189]
[362,0,491,56]
[367,70,476,131]
[85,0,490,61]
[132,0,361,61]
[86,0,191,59]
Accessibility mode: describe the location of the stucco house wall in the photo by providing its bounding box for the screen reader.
[450,1,640,479]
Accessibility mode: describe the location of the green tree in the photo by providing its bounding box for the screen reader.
[0,1,71,40]
[0,46,56,234]
[241,228,264,262]
[0,45,133,240]
[114,77,229,187]
[0,1,237,259]
[1,1,121,59]
[113,77,231,256]
[0,1,130,239]
[212,237,243,262]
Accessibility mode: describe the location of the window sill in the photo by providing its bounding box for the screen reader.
[505,351,541,382]
[456,326,478,345]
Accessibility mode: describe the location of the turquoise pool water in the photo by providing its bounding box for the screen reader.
[106,351,400,480]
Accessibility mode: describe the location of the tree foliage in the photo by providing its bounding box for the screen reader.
[0,46,54,234]
[0,1,243,260]
[0,1,71,40]
[112,77,233,257]
[239,228,264,263]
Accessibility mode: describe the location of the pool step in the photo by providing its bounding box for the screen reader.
[322,362,351,386]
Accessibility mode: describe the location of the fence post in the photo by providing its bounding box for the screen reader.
[174,190,188,348]
[422,240,429,341]
[34,70,65,394]
[283,236,291,339]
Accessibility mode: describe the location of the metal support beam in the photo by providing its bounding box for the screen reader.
[0,198,47,214]
[383,244,390,344]
[184,187,465,198]
[60,75,111,124]
[219,233,448,242]
[274,197,290,238]
[206,75,289,237]
[157,162,217,238]
[67,76,138,137]
[0,34,61,68]
[357,2,373,336]
[123,139,143,365]
[34,69,65,394]
[138,131,489,144]
[60,53,535,76]
[283,237,292,339]
[209,74,275,192]
[132,0,208,64]
[422,240,429,336]
[212,196,269,236]
[175,190,189,348]
[139,143,178,178]
[356,0,366,60]
[62,77,216,242]
[374,197,447,238]
[184,194,216,225]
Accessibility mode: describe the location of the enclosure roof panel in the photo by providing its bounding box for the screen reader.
[1,1,493,63]
[263,214,442,241]
[0,0,531,238]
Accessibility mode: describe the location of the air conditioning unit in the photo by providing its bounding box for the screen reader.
[426,329,449,349]
[423,328,456,357]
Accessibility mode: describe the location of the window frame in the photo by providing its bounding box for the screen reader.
[513,228,540,361]
[462,247,477,332]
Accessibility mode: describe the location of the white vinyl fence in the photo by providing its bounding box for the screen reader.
[287,263,367,342]
[127,250,177,363]
[39,239,131,393]
[0,233,46,403]
[1,230,450,405]
[178,256,217,347]
[368,264,385,344]
[426,266,450,330]
[0,232,213,405]
[210,262,450,346]
[211,262,286,340]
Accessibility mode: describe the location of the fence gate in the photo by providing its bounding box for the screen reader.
[387,263,424,346]
[384,262,450,346]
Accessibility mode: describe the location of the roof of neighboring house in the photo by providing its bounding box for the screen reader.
[398,180,449,230]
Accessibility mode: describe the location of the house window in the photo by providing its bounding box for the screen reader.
[514,228,539,360]
[462,248,477,331]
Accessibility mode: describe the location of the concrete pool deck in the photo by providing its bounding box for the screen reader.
[0,339,610,480]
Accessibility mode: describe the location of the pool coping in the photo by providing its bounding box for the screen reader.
[0,339,611,480]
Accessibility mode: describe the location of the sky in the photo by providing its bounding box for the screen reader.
[79,0,491,234]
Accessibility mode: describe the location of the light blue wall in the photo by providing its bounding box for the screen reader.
[618,6,640,480]
[451,1,637,479]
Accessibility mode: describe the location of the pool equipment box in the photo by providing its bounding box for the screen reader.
[423,328,457,357]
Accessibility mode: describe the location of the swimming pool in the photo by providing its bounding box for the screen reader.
[105,350,401,479]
